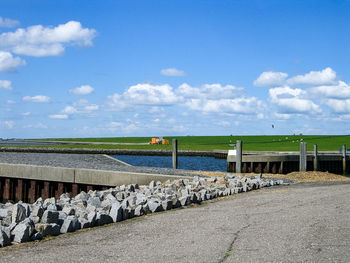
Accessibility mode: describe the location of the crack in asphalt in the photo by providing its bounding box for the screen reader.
[218,223,251,263]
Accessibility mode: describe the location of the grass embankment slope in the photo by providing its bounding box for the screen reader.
[23,135,350,151]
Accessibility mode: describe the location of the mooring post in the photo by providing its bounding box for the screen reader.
[300,142,307,172]
[172,139,178,169]
[342,144,347,175]
[236,140,242,173]
[313,144,319,171]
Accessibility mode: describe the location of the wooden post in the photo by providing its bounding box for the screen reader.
[236,140,242,173]
[279,161,284,174]
[265,162,270,173]
[28,180,37,203]
[15,179,23,202]
[300,142,307,172]
[3,178,11,201]
[55,183,64,199]
[172,139,178,169]
[342,144,347,175]
[313,144,319,171]
[42,181,50,200]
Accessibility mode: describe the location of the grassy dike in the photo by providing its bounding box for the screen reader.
[20,135,350,152]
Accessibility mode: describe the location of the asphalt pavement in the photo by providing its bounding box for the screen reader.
[1,181,350,263]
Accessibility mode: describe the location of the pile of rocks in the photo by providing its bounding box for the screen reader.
[0,175,284,247]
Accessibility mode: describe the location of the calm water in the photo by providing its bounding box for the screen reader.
[111,155,227,172]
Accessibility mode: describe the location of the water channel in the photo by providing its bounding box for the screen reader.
[111,155,227,172]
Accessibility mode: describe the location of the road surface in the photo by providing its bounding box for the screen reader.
[1,181,349,262]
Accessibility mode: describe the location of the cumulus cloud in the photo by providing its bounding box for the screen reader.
[0,51,26,72]
[160,68,186,76]
[23,123,48,129]
[50,100,99,120]
[0,80,13,90]
[0,17,19,28]
[107,121,138,133]
[69,85,94,95]
[287,67,336,86]
[176,83,260,115]
[0,120,15,129]
[62,106,78,114]
[269,86,320,114]
[185,97,262,114]
[23,95,51,103]
[107,83,178,110]
[254,71,288,87]
[325,99,350,113]
[176,83,243,99]
[309,81,350,99]
[0,21,96,57]
[49,114,68,119]
[84,104,99,111]
[106,82,261,116]
[124,84,178,104]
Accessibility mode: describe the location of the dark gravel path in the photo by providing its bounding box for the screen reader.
[0,152,201,176]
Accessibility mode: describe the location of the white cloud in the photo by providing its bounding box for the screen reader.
[62,106,78,114]
[148,106,162,113]
[124,83,178,105]
[0,17,19,28]
[160,68,186,76]
[186,97,262,114]
[106,82,259,117]
[309,81,350,99]
[23,123,48,129]
[69,85,94,95]
[84,104,99,111]
[269,86,306,101]
[23,95,51,103]
[107,121,138,133]
[107,83,178,109]
[176,83,243,99]
[217,121,230,127]
[288,67,336,86]
[325,99,350,113]
[269,87,320,114]
[7,100,15,104]
[49,114,68,119]
[1,120,14,129]
[0,80,13,90]
[0,51,26,72]
[257,113,264,119]
[0,21,96,57]
[22,112,31,116]
[109,121,123,127]
[254,71,288,87]
[274,113,292,119]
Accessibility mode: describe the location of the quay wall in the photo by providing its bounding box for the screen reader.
[0,163,189,203]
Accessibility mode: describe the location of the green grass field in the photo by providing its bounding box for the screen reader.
[21,135,350,152]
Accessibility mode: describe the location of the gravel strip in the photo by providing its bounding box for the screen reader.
[0,152,203,176]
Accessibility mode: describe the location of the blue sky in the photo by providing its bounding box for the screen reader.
[1,0,350,138]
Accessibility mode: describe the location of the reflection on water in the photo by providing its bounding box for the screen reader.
[111,155,226,172]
